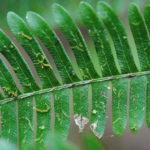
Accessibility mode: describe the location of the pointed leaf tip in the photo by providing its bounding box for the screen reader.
[98,1,112,9]
[129,2,138,7]
[26,11,41,22]
[97,1,112,19]
[52,3,64,12]
[79,1,92,13]
[79,1,90,6]
[7,11,15,17]
[79,1,92,10]
[26,11,35,17]
[52,3,70,18]
[7,11,23,29]
[52,3,68,22]
[129,3,139,11]
[7,11,16,21]
[7,11,20,21]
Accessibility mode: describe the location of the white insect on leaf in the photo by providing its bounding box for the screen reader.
[74,114,89,132]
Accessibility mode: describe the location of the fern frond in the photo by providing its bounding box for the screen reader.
[0,2,150,149]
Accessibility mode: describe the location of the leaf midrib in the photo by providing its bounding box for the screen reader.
[1,70,150,105]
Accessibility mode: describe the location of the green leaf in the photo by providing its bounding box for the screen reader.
[144,5,150,34]
[35,93,51,149]
[26,11,80,84]
[112,78,128,137]
[0,30,39,93]
[1,102,17,144]
[73,85,89,132]
[54,89,70,138]
[52,4,99,80]
[90,81,109,138]
[7,12,60,88]
[97,2,137,74]
[146,75,150,128]
[0,58,20,97]
[79,2,119,77]
[18,97,34,150]
[129,76,147,133]
[138,5,150,128]
[129,3,150,71]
